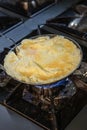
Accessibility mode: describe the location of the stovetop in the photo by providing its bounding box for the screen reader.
[0,0,87,130]
[0,25,87,130]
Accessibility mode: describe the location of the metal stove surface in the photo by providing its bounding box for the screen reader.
[0,26,87,130]
[0,103,43,130]
[0,0,87,130]
[0,21,87,130]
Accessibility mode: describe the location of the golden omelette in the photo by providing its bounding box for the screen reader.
[4,35,82,85]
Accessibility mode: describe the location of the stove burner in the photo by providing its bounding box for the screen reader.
[4,79,87,130]
[22,78,76,110]
[3,62,87,130]
[35,78,69,89]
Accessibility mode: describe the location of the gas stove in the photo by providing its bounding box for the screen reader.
[0,30,87,130]
[0,0,87,130]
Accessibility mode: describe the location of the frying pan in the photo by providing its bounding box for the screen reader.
[0,34,83,86]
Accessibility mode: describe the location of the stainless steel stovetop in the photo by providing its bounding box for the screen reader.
[0,0,87,130]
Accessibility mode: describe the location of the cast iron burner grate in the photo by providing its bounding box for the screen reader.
[4,76,87,130]
[3,78,77,130]
[22,78,76,109]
